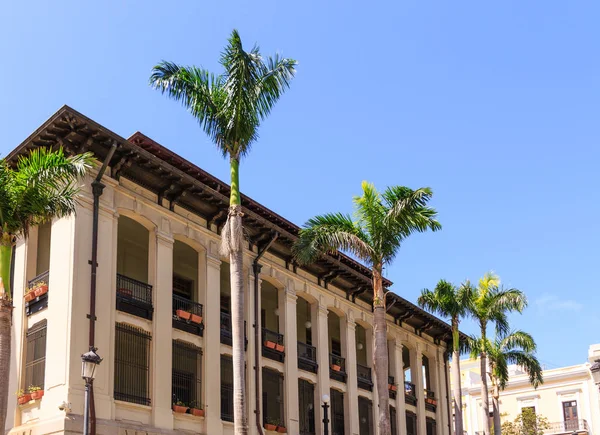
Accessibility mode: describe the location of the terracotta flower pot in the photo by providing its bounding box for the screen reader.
[275,344,285,353]
[331,364,341,372]
[277,426,287,433]
[191,408,204,417]
[190,314,203,324]
[35,285,48,297]
[118,288,132,298]
[172,404,188,413]
[389,384,398,391]
[176,309,191,321]
[264,340,276,349]
[31,390,44,400]
[17,394,31,405]
[264,423,277,431]
[25,292,35,302]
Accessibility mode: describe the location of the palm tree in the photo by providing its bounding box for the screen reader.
[0,147,92,431]
[418,279,472,435]
[470,331,543,435]
[150,30,296,435]
[294,181,441,435]
[467,272,527,435]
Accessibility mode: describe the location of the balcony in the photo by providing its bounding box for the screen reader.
[172,294,204,336]
[298,342,318,373]
[262,328,285,362]
[116,274,153,320]
[546,420,589,435]
[388,375,397,400]
[357,363,373,391]
[25,271,49,316]
[220,311,247,350]
[425,390,437,412]
[329,354,347,383]
[404,381,417,405]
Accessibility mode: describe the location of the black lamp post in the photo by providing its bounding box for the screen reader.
[81,348,102,435]
[322,394,330,435]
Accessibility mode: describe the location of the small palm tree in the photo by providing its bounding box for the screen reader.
[470,331,543,435]
[418,280,472,435]
[150,29,296,435]
[294,181,441,435]
[0,147,92,431]
[467,272,527,435]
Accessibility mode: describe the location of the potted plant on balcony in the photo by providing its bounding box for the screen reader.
[264,340,276,349]
[176,309,192,321]
[172,400,188,413]
[28,385,44,400]
[117,287,133,298]
[24,287,36,303]
[34,281,48,297]
[277,423,287,433]
[264,418,278,432]
[190,313,202,324]
[388,383,398,391]
[189,400,204,417]
[426,397,437,406]
[275,343,285,353]
[16,389,31,405]
[330,363,341,372]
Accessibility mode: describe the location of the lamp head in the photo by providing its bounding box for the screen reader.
[81,348,103,382]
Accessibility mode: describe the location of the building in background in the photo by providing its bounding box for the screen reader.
[6,105,458,435]
[457,345,600,435]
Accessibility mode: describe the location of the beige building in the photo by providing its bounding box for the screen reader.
[458,345,600,435]
[5,106,456,435]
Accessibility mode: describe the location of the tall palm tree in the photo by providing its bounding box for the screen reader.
[294,181,441,435]
[418,279,472,435]
[0,147,92,431]
[467,272,527,435]
[150,30,296,435]
[470,331,543,435]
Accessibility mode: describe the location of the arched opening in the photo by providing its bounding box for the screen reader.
[218,263,247,348]
[297,296,317,373]
[116,215,152,319]
[172,240,203,335]
[261,280,284,362]
[328,310,346,383]
[403,346,417,405]
[355,323,373,391]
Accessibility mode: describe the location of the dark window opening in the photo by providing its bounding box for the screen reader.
[299,379,315,435]
[221,355,234,422]
[173,275,193,300]
[358,396,373,435]
[24,320,47,390]
[426,417,437,435]
[330,389,345,435]
[390,406,397,435]
[406,411,417,435]
[114,323,151,405]
[263,367,284,427]
[172,340,202,408]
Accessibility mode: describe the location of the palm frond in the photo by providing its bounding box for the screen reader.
[255,54,297,120]
[500,330,536,353]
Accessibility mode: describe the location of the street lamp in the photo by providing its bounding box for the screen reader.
[81,348,102,435]
[322,394,330,435]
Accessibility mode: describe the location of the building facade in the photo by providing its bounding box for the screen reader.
[5,106,455,435]
[458,345,600,435]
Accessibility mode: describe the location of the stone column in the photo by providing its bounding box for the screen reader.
[205,253,222,434]
[283,283,299,433]
[247,268,258,435]
[437,349,451,435]
[394,339,407,435]
[152,230,174,429]
[431,351,443,435]
[345,316,360,435]
[412,343,426,435]
[314,303,330,435]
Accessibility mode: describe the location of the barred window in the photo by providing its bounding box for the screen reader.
[262,367,284,426]
[172,340,202,407]
[406,411,417,435]
[426,417,437,435]
[358,396,373,435]
[298,379,315,435]
[24,320,47,390]
[221,355,234,422]
[390,406,397,435]
[330,389,345,435]
[114,323,151,405]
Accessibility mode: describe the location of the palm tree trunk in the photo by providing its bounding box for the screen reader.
[372,266,391,435]
[0,236,13,432]
[451,318,464,435]
[492,388,501,435]
[222,157,248,435]
[480,326,491,435]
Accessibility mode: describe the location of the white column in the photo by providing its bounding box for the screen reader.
[431,352,443,435]
[152,230,174,429]
[394,339,407,435]
[437,349,451,435]
[205,254,222,434]
[283,284,299,434]
[412,343,426,435]
[247,269,258,435]
[314,303,330,435]
[345,317,360,435]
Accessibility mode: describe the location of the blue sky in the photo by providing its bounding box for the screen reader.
[1,1,598,368]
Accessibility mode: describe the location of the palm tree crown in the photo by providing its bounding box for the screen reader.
[294,181,441,268]
[418,280,472,327]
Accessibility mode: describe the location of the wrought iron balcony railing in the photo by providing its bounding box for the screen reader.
[116,274,153,320]
[298,341,318,373]
[262,327,285,362]
[357,363,373,391]
[545,419,589,434]
[329,353,347,383]
[220,311,247,350]
[172,294,204,336]
[405,381,417,405]
[425,389,437,411]
[388,375,397,399]
[25,270,49,316]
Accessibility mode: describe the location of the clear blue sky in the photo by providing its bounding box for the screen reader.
[1,1,598,368]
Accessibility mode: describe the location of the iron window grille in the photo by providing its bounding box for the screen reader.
[406,411,417,435]
[426,417,437,435]
[172,340,202,408]
[298,341,318,373]
[299,379,315,435]
[220,355,234,422]
[262,367,284,427]
[358,396,373,435]
[24,320,47,390]
[114,323,151,406]
[25,271,49,316]
[357,363,373,391]
[330,388,345,435]
[390,406,398,435]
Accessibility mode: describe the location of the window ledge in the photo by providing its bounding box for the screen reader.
[114,400,152,412]
[173,412,204,421]
[18,398,41,408]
